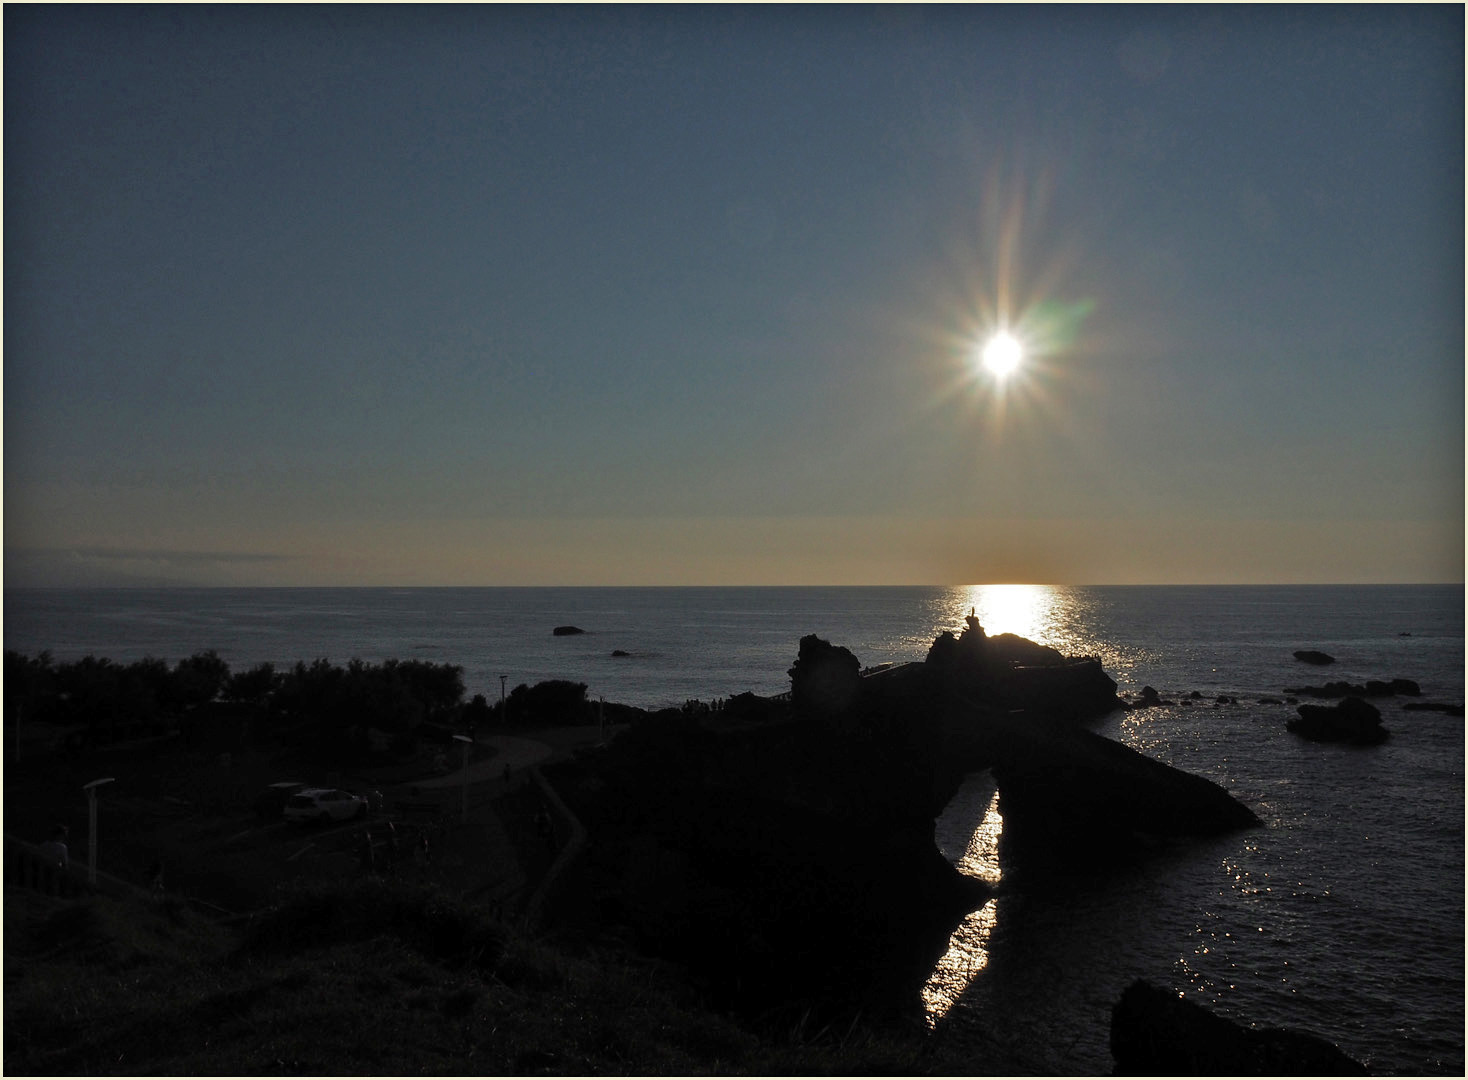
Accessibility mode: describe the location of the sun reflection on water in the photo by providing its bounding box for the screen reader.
[922,789,1004,1024]
[961,583,1055,642]
[943,583,1086,650]
[922,897,999,1025]
[955,788,1005,884]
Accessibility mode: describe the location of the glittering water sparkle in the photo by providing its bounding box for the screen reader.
[923,788,1004,1023]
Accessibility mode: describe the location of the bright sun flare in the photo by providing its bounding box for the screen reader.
[980,332,1024,378]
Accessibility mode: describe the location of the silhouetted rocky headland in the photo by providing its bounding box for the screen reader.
[541,619,1259,1025]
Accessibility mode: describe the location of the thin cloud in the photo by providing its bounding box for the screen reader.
[5,547,293,587]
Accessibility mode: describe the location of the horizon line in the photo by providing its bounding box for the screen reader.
[4,581,1462,590]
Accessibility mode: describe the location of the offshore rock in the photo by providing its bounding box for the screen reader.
[1372,677,1421,696]
[1285,677,1421,699]
[1111,979,1367,1075]
[1131,685,1167,708]
[1402,701,1466,716]
[1284,681,1366,698]
[1293,649,1336,665]
[552,625,586,636]
[1288,696,1388,745]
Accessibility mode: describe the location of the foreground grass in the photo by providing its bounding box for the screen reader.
[5,880,959,1076]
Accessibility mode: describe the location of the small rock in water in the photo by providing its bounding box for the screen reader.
[1293,649,1336,665]
[552,625,586,636]
[1129,685,1169,709]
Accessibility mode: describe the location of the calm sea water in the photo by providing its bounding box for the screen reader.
[5,584,1463,1073]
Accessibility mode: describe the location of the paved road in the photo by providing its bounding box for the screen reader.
[411,735,552,790]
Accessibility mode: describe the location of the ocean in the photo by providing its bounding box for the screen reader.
[5,584,1463,1073]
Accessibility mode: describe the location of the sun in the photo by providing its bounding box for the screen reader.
[980,332,1024,378]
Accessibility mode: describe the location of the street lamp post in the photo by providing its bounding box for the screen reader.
[83,777,116,885]
[499,675,508,723]
[451,734,473,824]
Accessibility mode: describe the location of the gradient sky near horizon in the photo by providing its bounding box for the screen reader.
[6,5,1464,587]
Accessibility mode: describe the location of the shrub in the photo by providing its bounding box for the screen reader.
[506,679,590,726]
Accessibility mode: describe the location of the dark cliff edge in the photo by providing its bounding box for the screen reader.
[949,705,1261,862]
[539,621,1260,1028]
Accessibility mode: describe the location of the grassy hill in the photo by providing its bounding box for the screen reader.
[5,878,980,1076]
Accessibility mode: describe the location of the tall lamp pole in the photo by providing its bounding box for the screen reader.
[499,675,508,723]
[83,777,116,885]
[451,734,472,823]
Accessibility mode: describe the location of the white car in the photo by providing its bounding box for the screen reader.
[283,788,368,824]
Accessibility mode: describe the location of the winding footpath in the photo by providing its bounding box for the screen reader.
[410,735,553,789]
[408,733,587,928]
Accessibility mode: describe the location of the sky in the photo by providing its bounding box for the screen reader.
[5,5,1463,587]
